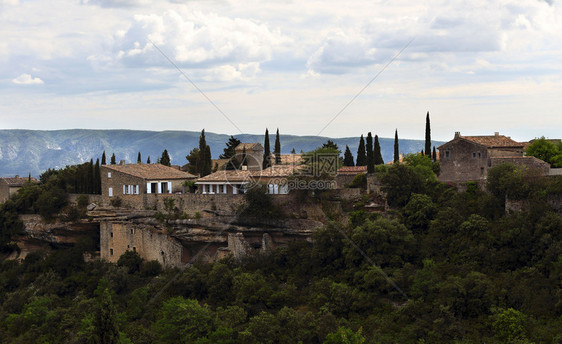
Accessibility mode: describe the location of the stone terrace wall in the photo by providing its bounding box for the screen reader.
[68,194,103,205]
[144,193,247,215]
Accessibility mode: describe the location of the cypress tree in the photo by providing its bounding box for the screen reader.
[93,288,120,344]
[88,159,94,194]
[432,146,437,162]
[101,151,106,165]
[160,149,171,166]
[274,128,281,165]
[197,129,212,177]
[394,129,399,163]
[242,146,247,167]
[374,135,384,165]
[366,132,374,173]
[263,128,271,169]
[94,158,101,194]
[343,145,355,166]
[425,111,431,157]
[147,156,151,164]
[356,135,366,166]
[110,153,116,165]
[291,148,296,154]
[137,152,142,164]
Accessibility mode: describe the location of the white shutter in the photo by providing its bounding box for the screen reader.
[123,185,126,194]
[157,183,162,194]
[168,182,172,194]
[109,188,113,197]
[135,185,139,194]
[147,182,151,194]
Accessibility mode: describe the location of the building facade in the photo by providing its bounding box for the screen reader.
[101,163,197,206]
[0,175,38,203]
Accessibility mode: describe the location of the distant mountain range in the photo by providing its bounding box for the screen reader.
[0,129,444,177]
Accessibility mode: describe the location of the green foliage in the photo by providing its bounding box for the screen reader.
[374,134,384,165]
[343,145,355,167]
[159,149,171,166]
[152,297,213,342]
[366,132,374,173]
[263,128,271,169]
[110,196,122,208]
[117,250,143,274]
[492,308,529,343]
[325,326,366,344]
[240,185,283,219]
[526,137,562,167]
[274,129,281,165]
[220,135,242,160]
[348,173,367,189]
[356,135,366,166]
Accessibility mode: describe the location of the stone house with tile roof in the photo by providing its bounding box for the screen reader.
[0,175,38,203]
[101,163,197,207]
[437,132,549,182]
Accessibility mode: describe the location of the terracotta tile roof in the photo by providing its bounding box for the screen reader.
[337,166,368,175]
[0,176,38,186]
[196,170,253,183]
[460,134,523,148]
[260,165,304,177]
[275,154,303,165]
[103,164,197,180]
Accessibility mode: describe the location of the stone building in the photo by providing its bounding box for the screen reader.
[101,163,197,206]
[235,143,264,170]
[0,175,38,203]
[437,132,549,182]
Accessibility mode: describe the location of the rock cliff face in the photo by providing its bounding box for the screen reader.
[90,209,325,268]
[13,214,100,259]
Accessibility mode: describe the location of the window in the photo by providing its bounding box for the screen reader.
[478,152,482,158]
[110,248,114,256]
[108,172,112,178]
[108,187,113,197]
[133,247,136,252]
[480,167,484,176]
[472,152,477,158]
[110,232,113,238]
[445,151,450,159]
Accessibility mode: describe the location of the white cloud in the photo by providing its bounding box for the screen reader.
[12,73,44,85]
[81,0,150,8]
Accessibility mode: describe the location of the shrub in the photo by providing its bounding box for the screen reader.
[117,250,143,274]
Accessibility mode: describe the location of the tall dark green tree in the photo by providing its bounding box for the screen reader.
[93,287,121,344]
[87,159,94,194]
[425,111,431,157]
[343,145,355,166]
[185,148,199,175]
[197,129,212,177]
[219,136,241,160]
[356,135,366,166]
[160,149,171,166]
[394,129,399,163]
[137,152,142,164]
[94,158,101,194]
[366,132,374,173]
[110,153,116,165]
[147,156,151,164]
[274,128,281,165]
[432,146,437,162]
[101,151,106,165]
[263,128,271,169]
[374,135,384,165]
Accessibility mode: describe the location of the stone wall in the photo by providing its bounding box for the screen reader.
[0,181,10,203]
[439,139,489,182]
[490,156,550,176]
[68,194,103,205]
[101,166,146,207]
[144,193,247,215]
[100,221,185,268]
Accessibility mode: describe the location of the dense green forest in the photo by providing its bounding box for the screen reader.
[1,155,562,343]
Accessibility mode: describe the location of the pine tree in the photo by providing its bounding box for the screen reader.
[374,135,384,165]
[356,135,366,166]
[394,129,399,163]
[101,151,106,165]
[137,152,142,164]
[263,128,271,169]
[432,146,437,162]
[94,158,101,194]
[425,111,431,157]
[147,156,151,164]
[274,128,281,165]
[291,148,296,154]
[343,145,355,166]
[110,153,116,165]
[160,149,171,166]
[219,136,241,160]
[366,132,374,173]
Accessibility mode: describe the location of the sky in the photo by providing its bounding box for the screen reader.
[1,0,561,142]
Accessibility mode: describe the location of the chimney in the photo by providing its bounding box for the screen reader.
[454,132,461,139]
[241,165,248,171]
[494,132,499,137]
[119,160,126,165]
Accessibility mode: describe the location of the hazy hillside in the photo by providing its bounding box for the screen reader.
[0,129,443,177]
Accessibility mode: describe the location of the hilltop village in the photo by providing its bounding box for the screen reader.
[1,119,562,342]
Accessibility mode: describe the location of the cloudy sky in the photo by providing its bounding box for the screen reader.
[1,0,561,141]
